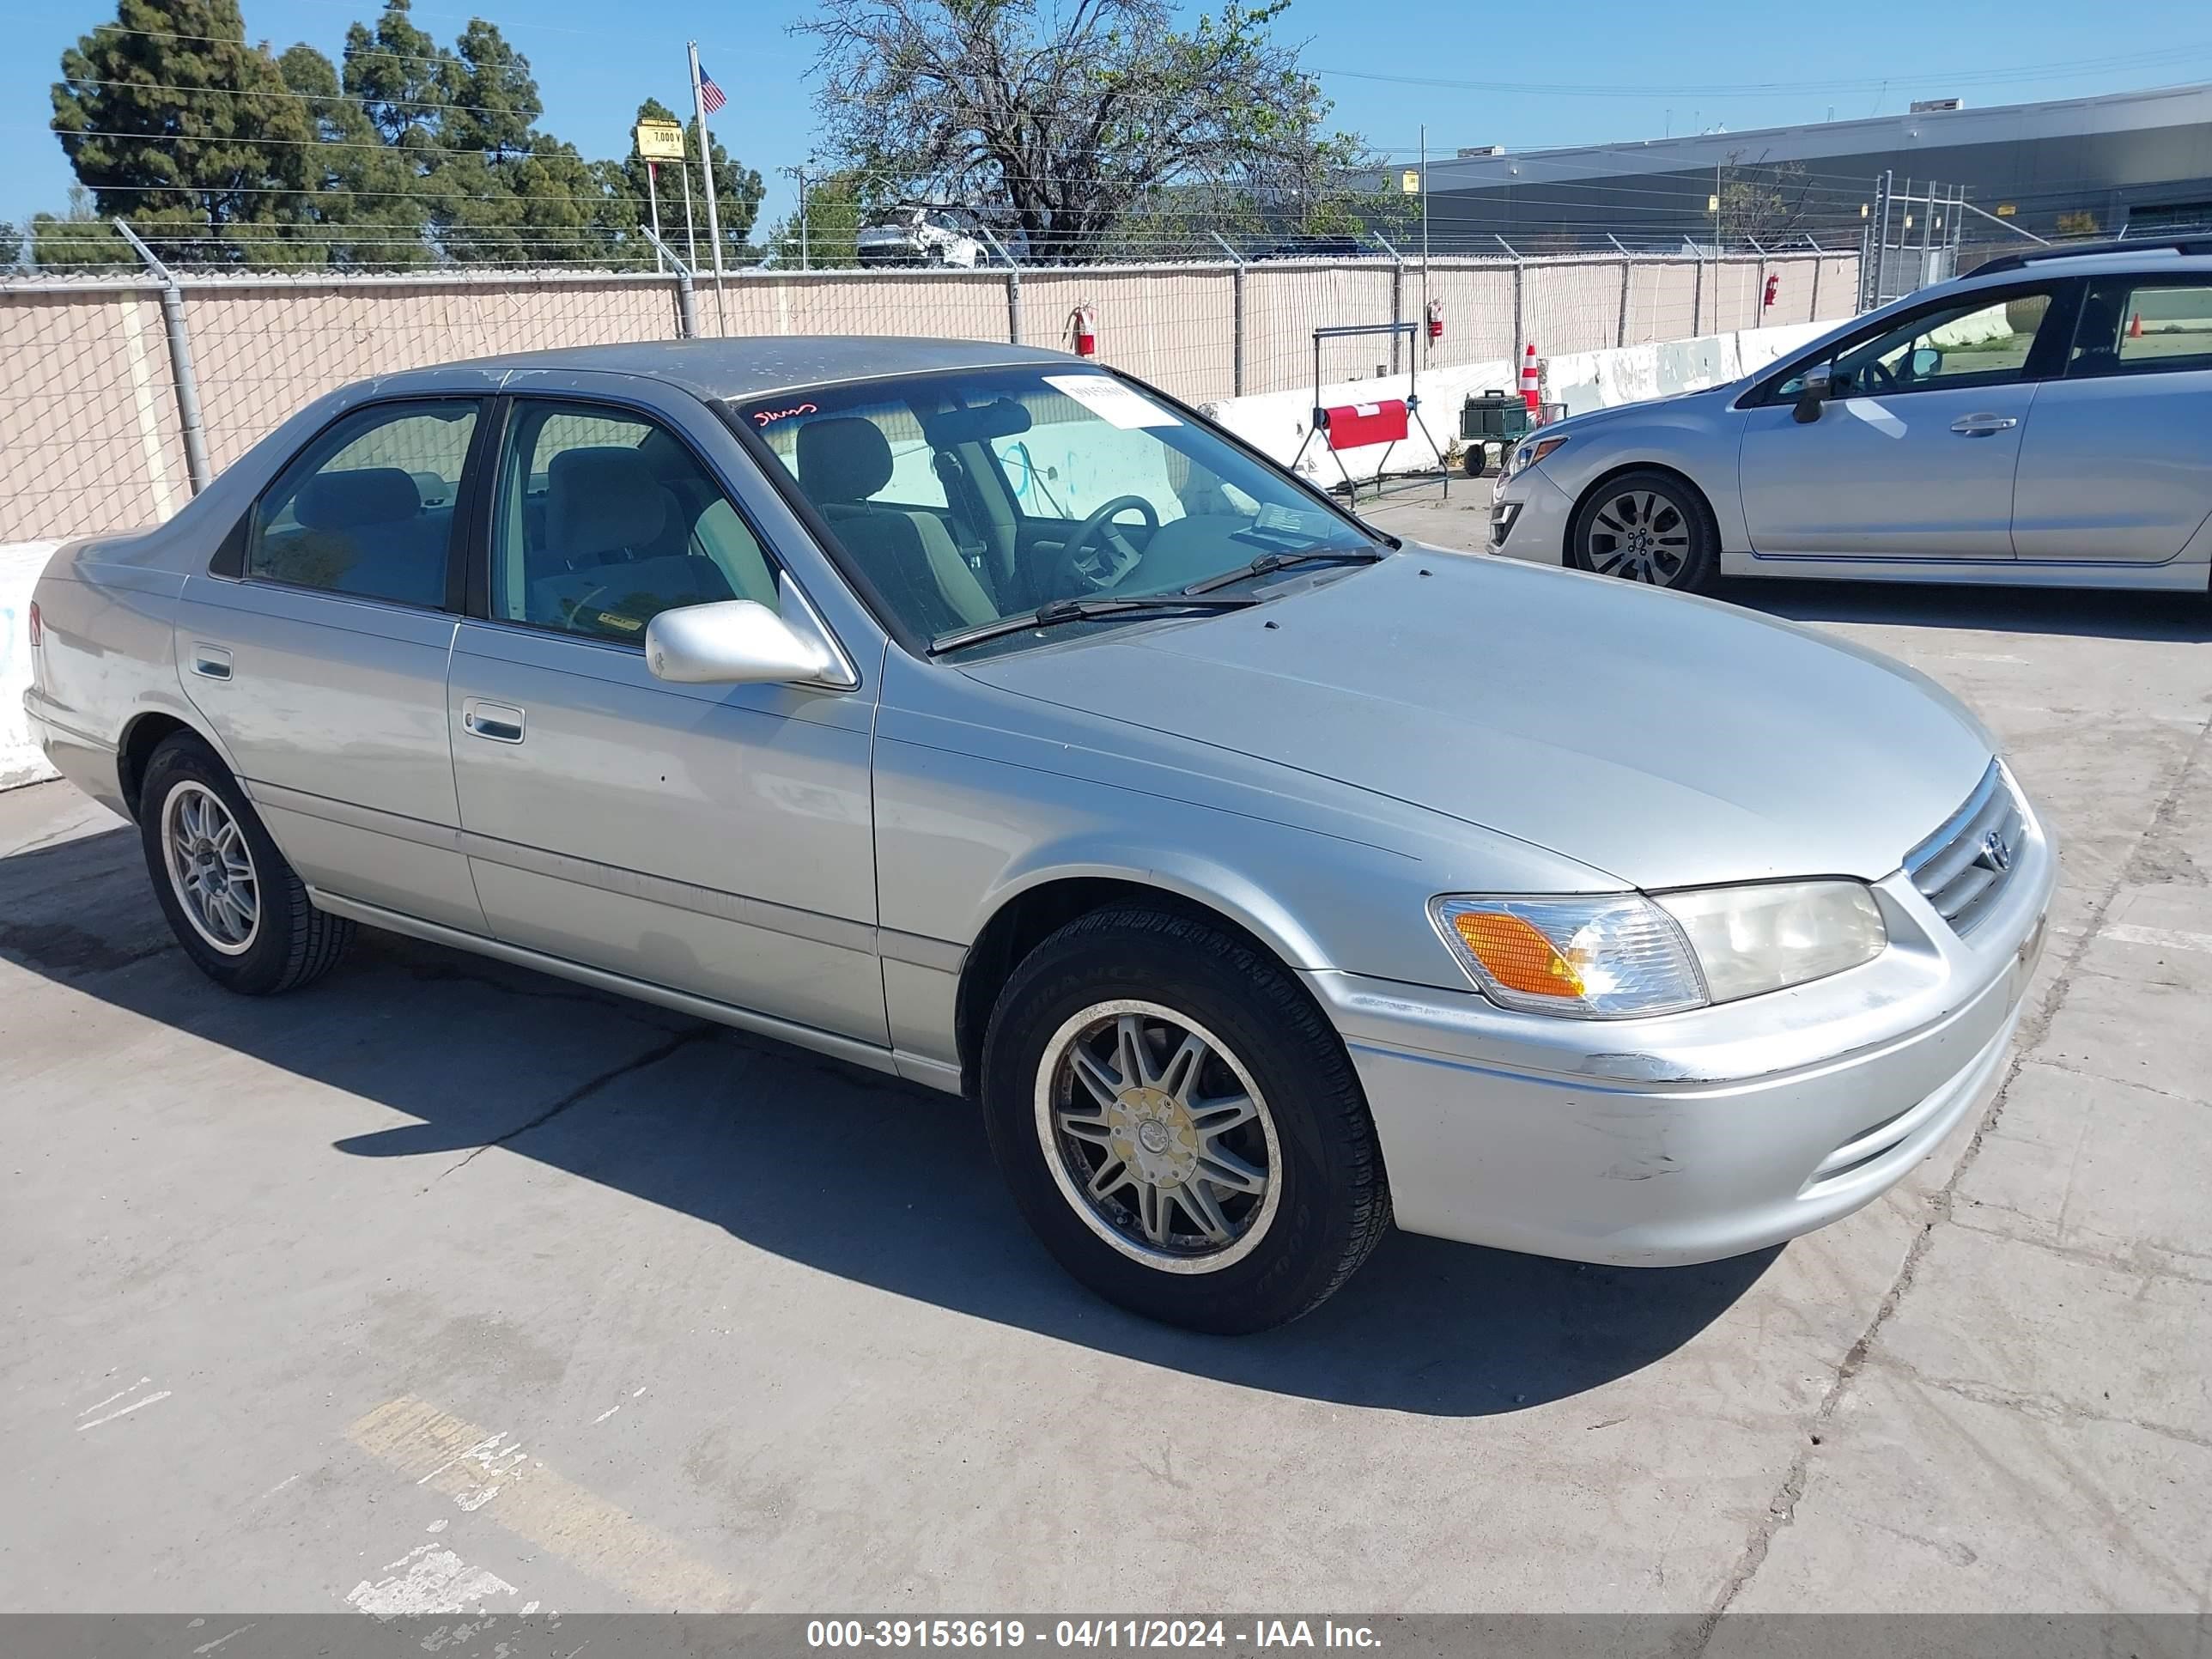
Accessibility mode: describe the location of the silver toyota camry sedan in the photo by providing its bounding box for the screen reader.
[24,337,2054,1333]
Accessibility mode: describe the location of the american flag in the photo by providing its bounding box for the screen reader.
[697,64,726,116]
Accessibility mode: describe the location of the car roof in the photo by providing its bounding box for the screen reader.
[398,335,1083,403]
[1951,240,2212,290]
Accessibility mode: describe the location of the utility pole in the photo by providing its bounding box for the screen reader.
[681,159,696,270]
[1419,125,1430,367]
[776,166,813,270]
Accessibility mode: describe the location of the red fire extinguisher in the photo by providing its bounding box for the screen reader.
[1067,305,1098,357]
[1426,296,1445,342]
[1763,272,1780,311]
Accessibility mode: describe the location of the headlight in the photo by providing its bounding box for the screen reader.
[1507,434,1570,477]
[1430,881,1887,1018]
[1655,880,1887,1003]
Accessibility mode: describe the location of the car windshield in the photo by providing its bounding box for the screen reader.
[737,365,1382,650]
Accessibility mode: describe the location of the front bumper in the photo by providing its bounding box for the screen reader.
[1486,464,1573,565]
[1306,790,2056,1267]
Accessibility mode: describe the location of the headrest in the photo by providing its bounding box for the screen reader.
[293,467,420,531]
[547,446,667,561]
[795,417,893,503]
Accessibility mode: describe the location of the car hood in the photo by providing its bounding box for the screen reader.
[961,553,1994,890]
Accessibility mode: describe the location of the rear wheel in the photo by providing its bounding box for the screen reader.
[1570,468,1717,591]
[138,732,355,994]
[981,905,1391,1333]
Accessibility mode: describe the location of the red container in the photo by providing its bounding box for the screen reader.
[1322,398,1410,450]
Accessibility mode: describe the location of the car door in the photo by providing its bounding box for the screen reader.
[446,393,886,1045]
[2012,272,2212,562]
[173,396,489,933]
[1737,283,2068,560]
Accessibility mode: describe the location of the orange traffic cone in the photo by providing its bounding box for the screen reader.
[1519,342,1540,412]
[2129,312,2144,338]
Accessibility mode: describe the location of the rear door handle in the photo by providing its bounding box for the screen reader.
[1950,415,2020,436]
[461,699,526,744]
[190,644,233,680]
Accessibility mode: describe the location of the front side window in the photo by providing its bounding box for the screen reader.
[248,400,478,606]
[1774,289,2056,401]
[2070,278,2212,378]
[489,400,779,644]
[743,366,1376,649]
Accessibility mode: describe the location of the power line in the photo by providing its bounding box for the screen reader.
[1315,56,2212,99]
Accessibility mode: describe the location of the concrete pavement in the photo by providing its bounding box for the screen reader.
[2,550,2209,1620]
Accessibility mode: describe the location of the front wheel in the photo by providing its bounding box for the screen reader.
[981,905,1391,1333]
[1569,469,1718,591]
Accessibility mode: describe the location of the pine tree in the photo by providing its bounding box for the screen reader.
[52,0,321,263]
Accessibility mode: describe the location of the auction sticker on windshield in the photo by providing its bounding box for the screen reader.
[1044,374,1182,429]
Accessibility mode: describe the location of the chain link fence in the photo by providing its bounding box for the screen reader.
[0,244,1856,544]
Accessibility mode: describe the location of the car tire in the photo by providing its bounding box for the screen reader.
[137,731,356,995]
[980,904,1392,1334]
[1569,468,1718,592]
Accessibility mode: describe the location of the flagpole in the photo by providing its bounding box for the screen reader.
[687,40,726,331]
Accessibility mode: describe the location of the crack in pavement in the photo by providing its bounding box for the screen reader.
[1860,1354,2212,1454]
[1690,709,2212,1644]
[1948,1212,2212,1288]
[424,1024,720,1189]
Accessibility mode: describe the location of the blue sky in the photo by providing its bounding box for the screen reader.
[5,0,2211,232]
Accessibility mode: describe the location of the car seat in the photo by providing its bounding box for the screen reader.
[794,417,997,636]
[531,447,733,633]
[276,467,445,606]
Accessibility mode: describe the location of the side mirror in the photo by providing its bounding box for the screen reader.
[1911,345,1943,379]
[1791,363,1833,424]
[646,599,843,687]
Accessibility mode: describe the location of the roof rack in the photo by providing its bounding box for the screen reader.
[1974,235,2212,275]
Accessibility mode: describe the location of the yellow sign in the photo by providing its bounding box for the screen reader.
[1401,169,1419,194]
[1707,194,1720,213]
[1996,203,2017,217]
[635,119,685,161]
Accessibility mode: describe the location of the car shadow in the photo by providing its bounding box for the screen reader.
[3,814,1773,1418]
[1707,574,2212,641]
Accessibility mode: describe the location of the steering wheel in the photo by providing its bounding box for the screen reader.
[1054,495,1158,594]
[1863,355,1899,393]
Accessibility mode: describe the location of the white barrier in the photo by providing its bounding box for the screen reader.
[1,541,58,789]
[1200,319,1838,476]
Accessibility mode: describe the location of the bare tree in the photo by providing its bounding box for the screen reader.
[794,0,1367,261]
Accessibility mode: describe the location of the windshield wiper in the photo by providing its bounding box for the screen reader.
[927,592,1259,656]
[1181,544,1385,596]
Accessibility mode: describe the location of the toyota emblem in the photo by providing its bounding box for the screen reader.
[1975,829,2013,873]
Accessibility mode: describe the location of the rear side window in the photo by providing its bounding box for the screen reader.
[248,401,479,607]
[2070,278,2212,378]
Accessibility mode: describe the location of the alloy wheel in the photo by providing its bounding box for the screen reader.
[161,781,260,956]
[1585,486,1694,584]
[1034,1000,1282,1274]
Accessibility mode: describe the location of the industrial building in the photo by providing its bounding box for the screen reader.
[1411,82,2212,251]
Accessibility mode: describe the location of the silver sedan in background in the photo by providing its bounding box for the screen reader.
[27,337,2052,1332]
[1489,240,2212,592]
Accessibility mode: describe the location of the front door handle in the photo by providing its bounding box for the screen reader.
[190,644,233,681]
[461,699,526,744]
[1950,415,2021,436]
